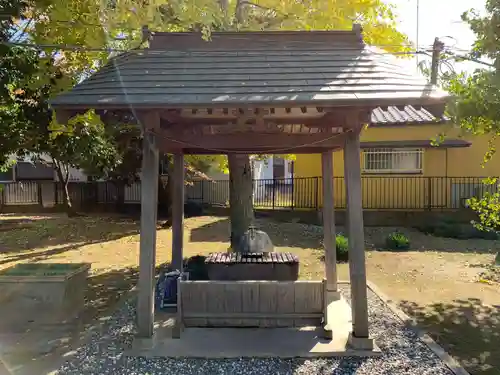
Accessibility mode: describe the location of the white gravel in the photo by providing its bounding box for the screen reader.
[53,285,455,375]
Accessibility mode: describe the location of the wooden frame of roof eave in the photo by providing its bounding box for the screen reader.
[137,106,368,154]
[53,104,373,131]
[49,95,449,113]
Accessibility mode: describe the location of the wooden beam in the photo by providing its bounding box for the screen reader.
[136,110,161,133]
[344,131,370,341]
[137,133,159,338]
[171,153,185,271]
[158,107,371,131]
[156,132,349,153]
[321,150,337,293]
[306,108,371,129]
[183,312,322,319]
[168,146,343,154]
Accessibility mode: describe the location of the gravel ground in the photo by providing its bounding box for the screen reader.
[54,286,455,375]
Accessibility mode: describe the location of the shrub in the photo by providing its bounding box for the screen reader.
[433,221,463,239]
[422,220,499,240]
[385,232,410,251]
[415,223,434,235]
[336,234,349,262]
[469,227,499,240]
[415,213,500,240]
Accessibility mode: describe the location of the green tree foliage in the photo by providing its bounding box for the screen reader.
[1,0,122,213]
[0,0,32,167]
[441,1,500,232]
[19,0,410,238]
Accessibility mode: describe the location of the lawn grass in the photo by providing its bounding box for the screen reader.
[0,213,499,375]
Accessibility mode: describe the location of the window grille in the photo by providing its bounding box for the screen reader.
[362,148,423,173]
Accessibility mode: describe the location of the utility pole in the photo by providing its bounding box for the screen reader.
[430,37,445,85]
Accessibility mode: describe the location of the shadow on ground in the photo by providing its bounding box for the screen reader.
[0,243,89,266]
[0,216,57,233]
[0,214,140,254]
[0,264,161,375]
[289,357,368,374]
[399,298,500,375]
[189,217,322,249]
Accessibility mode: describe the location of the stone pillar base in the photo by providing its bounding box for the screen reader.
[132,333,159,351]
[322,294,351,340]
[347,332,375,350]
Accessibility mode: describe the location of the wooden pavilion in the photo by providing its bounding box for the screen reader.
[50,25,448,351]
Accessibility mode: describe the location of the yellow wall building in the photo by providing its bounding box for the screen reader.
[293,106,500,210]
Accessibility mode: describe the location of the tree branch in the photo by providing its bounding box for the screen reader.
[239,0,272,11]
[64,163,70,185]
[235,0,245,24]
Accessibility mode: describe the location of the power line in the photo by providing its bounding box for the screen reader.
[416,0,420,69]
[2,40,431,56]
[3,15,434,49]
[443,49,495,68]
[3,36,492,69]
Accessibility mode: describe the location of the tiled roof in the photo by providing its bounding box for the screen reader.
[371,105,449,125]
[361,139,471,148]
[50,30,448,110]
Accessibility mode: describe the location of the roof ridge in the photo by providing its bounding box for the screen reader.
[149,28,364,50]
[150,30,358,36]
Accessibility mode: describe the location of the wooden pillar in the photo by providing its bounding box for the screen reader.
[171,153,184,271]
[137,133,159,338]
[321,150,337,293]
[344,131,372,349]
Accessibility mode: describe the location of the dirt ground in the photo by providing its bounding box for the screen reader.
[0,213,499,375]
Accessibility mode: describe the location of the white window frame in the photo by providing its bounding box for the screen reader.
[362,147,424,174]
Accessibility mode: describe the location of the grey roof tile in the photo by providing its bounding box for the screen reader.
[371,105,448,125]
[51,31,448,109]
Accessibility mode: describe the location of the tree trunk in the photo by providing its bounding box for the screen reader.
[228,153,254,250]
[55,163,77,217]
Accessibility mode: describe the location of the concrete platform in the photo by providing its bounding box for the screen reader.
[128,326,381,358]
[129,297,380,359]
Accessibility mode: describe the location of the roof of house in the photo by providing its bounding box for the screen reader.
[360,139,471,149]
[50,29,448,110]
[371,105,448,126]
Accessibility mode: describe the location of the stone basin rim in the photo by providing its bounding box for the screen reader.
[0,262,91,282]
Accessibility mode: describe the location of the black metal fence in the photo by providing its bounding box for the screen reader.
[0,181,141,208]
[187,176,497,210]
[0,176,497,211]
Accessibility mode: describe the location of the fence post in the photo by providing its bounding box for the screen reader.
[272,178,276,210]
[427,177,432,211]
[291,178,295,210]
[201,180,205,204]
[80,183,85,208]
[0,184,5,211]
[37,182,43,208]
[314,176,319,210]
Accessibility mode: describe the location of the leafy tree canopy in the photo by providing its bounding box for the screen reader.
[439,1,500,232]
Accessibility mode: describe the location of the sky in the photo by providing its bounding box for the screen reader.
[388,0,487,73]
